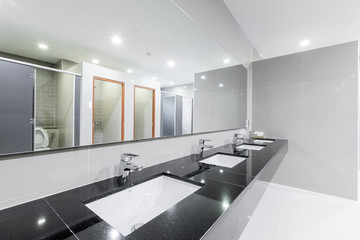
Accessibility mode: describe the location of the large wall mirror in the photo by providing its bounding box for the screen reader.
[0,0,248,156]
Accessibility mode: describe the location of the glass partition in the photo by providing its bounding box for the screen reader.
[134,86,155,140]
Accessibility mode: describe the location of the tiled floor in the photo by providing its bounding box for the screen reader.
[239,183,360,240]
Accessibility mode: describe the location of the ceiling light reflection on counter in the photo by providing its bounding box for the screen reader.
[37,217,46,226]
[219,83,224,88]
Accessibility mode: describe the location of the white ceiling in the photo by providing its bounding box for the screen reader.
[0,0,238,87]
[224,0,360,59]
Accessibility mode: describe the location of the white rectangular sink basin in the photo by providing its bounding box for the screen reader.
[199,154,247,168]
[253,139,274,144]
[236,144,265,151]
[86,176,201,236]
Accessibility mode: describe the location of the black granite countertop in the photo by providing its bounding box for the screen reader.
[0,139,288,240]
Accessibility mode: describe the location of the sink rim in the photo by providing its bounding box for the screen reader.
[199,153,247,168]
[236,143,266,151]
[85,173,203,237]
[83,172,204,205]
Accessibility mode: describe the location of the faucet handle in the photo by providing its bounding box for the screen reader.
[121,153,140,162]
[199,139,211,144]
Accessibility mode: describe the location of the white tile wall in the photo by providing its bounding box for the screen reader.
[252,41,359,200]
[0,129,237,210]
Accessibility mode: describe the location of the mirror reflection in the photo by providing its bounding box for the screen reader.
[0,0,248,155]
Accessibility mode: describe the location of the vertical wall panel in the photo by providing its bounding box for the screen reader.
[252,41,359,200]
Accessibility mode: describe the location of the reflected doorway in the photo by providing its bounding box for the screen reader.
[93,77,124,144]
[134,86,155,140]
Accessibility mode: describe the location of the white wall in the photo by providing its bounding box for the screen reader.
[0,129,237,210]
[81,62,161,144]
[161,83,194,98]
[172,0,259,63]
[252,41,359,200]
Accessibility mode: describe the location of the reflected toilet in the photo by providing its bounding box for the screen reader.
[35,127,50,151]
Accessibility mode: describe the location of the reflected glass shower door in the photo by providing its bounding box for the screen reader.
[93,77,124,144]
[161,93,176,137]
[134,86,155,140]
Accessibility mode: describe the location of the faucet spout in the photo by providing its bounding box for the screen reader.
[119,153,143,183]
[197,139,214,155]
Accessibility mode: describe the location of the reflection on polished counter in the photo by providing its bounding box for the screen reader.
[0,139,288,240]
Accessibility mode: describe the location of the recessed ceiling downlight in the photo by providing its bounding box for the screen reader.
[300,39,310,47]
[223,58,230,64]
[92,59,99,64]
[127,69,133,74]
[167,60,175,67]
[38,43,48,50]
[112,35,122,45]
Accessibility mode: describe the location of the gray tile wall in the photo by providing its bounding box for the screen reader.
[93,80,103,144]
[35,69,56,127]
[194,64,247,133]
[252,41,359,200]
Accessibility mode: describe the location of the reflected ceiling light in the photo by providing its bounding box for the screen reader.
[300,39,310,47]
[131,80,134,83]
[92,59,99,64]
[37,217,46,226]
[219,169,224,173]
[112,35,122,45]
[219,83,224,87]
[223,58,230,64]
[110,229,120,239]
[166,170,171,173]
[169,81,174,85]
[183,86,187,89]
[127,69,133,74]
[38,43,48,50]
[167,60,175,67]
[151,76,157,80]
[200,179,205,184]
[200,75,206,80]
[194,88,198,91]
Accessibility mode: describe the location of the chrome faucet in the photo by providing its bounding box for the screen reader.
[233,133,245,145]
[119,153,143,183]
[197,139,214,155]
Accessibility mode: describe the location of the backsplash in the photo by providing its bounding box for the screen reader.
[0,129,237,210]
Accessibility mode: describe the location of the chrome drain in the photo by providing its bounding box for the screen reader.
[131,223,144,232]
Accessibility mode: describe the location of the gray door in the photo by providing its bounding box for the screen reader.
[0,60,34,154]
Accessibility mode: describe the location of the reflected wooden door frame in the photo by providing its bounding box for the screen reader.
[92,76,125,144]
[134,85,155,139]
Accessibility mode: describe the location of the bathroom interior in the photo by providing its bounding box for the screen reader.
[0,0,359,239]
